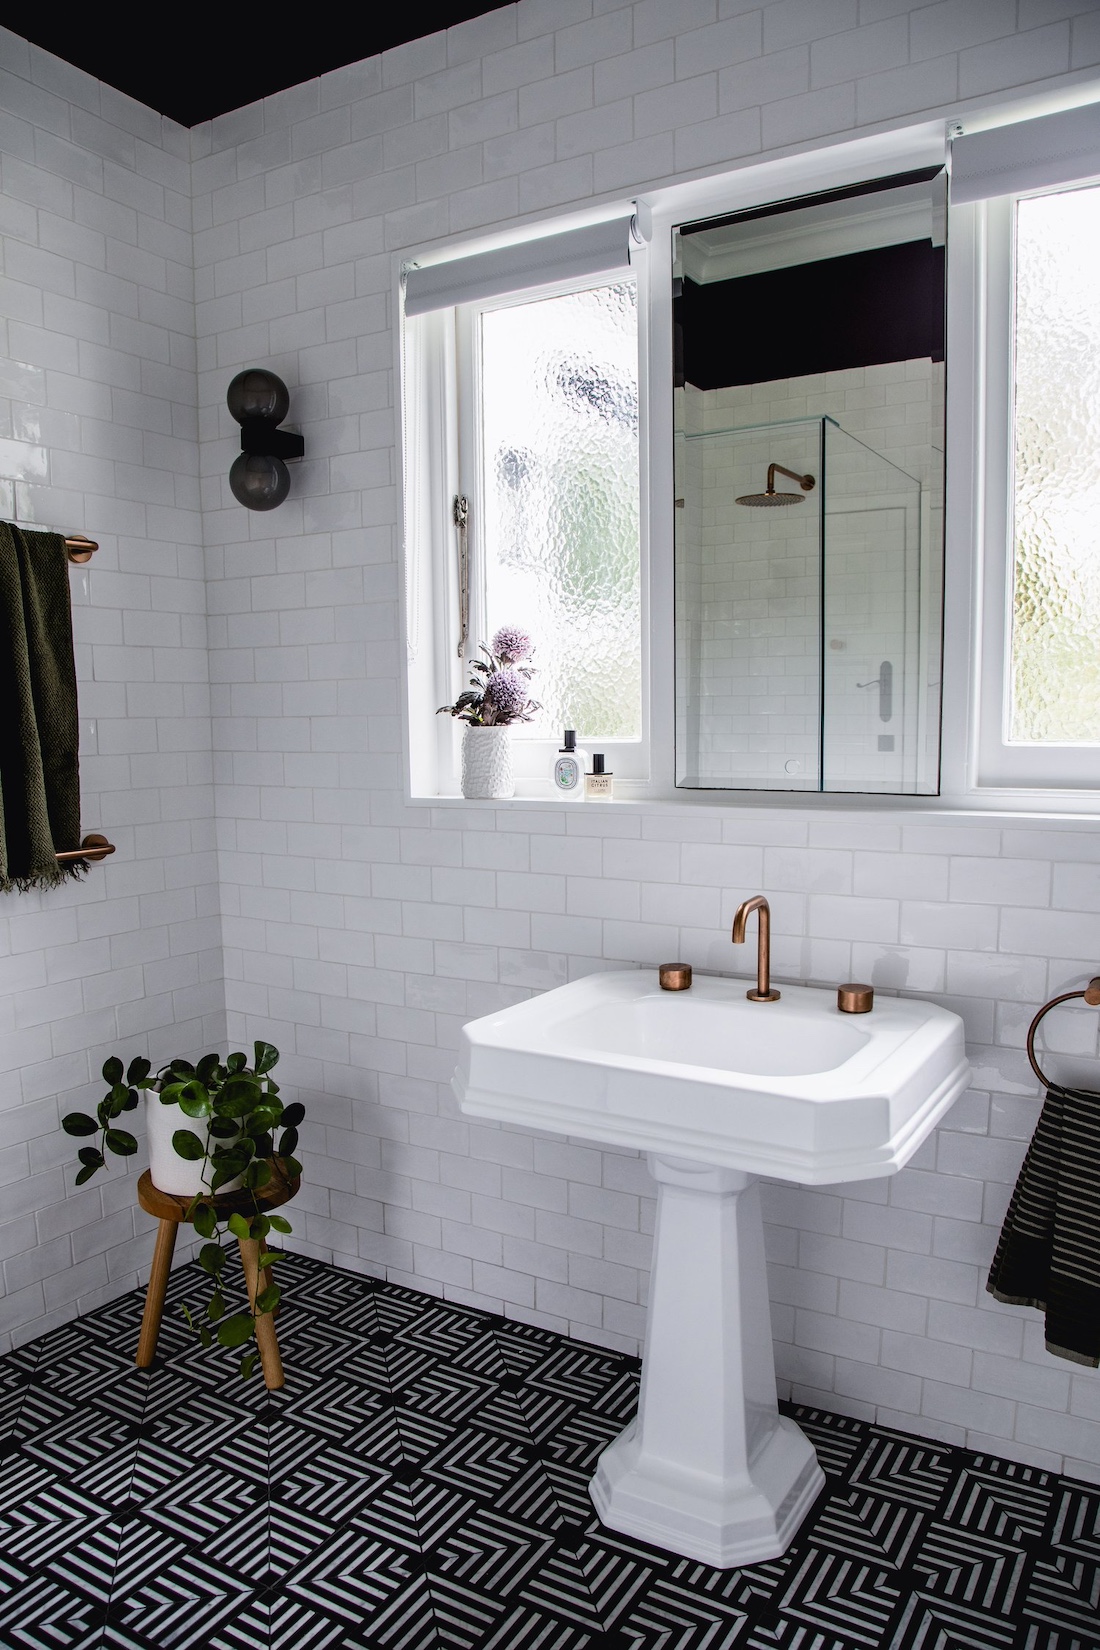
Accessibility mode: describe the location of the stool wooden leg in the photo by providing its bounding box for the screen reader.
[136,1218,178,1369]
[238,1237,284,1390]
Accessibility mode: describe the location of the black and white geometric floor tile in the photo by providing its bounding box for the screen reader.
[0,1251,1098,1650]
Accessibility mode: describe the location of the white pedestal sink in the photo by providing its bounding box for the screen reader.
[454,970,969,1568]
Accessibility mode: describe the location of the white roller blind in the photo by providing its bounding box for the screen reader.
[951,102,1100,204]
[403,218,633,316]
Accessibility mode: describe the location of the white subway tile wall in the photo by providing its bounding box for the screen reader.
[3,0,1100,1478]
[0,38,224,1349]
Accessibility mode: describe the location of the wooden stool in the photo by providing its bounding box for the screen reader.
[136,1159,299,1390]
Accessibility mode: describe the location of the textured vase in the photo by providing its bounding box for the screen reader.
[461,724,514,799]
[145,1092,242,1197]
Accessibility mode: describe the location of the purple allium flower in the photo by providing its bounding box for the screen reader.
[483,668,530,724]
[490,625,533,664]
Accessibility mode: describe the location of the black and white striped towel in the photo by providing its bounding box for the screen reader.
[987,1083,1100,1366]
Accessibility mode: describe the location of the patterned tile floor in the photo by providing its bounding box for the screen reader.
[0,1250,1099,1649]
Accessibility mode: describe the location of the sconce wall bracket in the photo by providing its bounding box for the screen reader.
[240,420,304,460]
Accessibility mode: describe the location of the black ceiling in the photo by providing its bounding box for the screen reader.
[17,6,515,128]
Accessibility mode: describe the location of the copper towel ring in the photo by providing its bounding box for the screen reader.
[1026,977,1100,1088]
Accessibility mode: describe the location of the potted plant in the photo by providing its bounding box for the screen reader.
[438,625,540,798]
[62,1043,303,1378]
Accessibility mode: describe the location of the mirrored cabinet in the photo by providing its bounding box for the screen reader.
[673,169,947,795]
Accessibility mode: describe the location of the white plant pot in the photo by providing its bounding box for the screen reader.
[461,723,514,799]
[145,1092,242,1197]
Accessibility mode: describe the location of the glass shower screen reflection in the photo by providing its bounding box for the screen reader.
[675,416,939,794]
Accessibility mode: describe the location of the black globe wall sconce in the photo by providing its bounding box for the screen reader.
[227,369,305,511]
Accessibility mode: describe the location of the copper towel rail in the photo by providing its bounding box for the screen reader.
[64,535,98,563]
[1026,977,1100,1088]
[55,834,116,866]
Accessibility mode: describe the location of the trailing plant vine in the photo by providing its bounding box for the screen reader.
[63,1043,303,1378]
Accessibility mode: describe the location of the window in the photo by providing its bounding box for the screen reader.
[956,101,1100,790]
[402,220,645,797]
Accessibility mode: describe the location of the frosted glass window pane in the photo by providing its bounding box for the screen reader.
[479,283,641,741]
[1010,185,1100,743]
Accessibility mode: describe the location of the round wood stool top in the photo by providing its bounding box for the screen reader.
[137,1158,300,1224]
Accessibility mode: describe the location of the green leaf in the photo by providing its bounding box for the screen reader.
[227,1213,250,1241]
[256,1284,280,1314]
[102,1056,123,1085]
[279,1127,299,1159]
[199,1325,213,1349]
[158,1083,185,1106]
[283,1156,303,1180]
[104,1128,138,1156]
[267,1215,292,1234]
[181,1302,194,1329]
[193,1203,217,1240]
[244,1160,272,1191]
[208,1117,238,1139]
[198,1242,225,1275]
[239,1351,258,1379]
[246,1104,282,1134]
[171,1130,206,1161]
[97,1099,112,1127]
[280,1102,305,1129]
[265,1080,280,1096]
[206,1290,225,1322]
[178,1082,212,1120]
[250,1215,270,1240]
[168,1059,195,1079]
[126,1056,151,1086]
[254,1040,280,1075]
[259,1249,287,1265]
[122,1089,139,1112]
[78,1146,105,1168]
[217,1313,255,1349]
[226,1051,247,1074]
[74,1164,98,1186]
[195,1053,220,1085]
[62,1113,98,1136]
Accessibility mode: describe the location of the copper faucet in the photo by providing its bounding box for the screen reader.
[732,895,781,1002]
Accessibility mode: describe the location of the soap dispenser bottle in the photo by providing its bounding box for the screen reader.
[552,729,585,800]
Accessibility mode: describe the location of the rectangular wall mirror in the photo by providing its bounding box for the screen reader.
[673,169,946,795]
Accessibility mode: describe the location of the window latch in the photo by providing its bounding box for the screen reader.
[453,494,469,658]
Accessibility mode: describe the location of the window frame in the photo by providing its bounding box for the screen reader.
[973,183,1100,790]
[453,270,650,787]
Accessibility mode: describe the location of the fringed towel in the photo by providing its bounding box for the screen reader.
[0,522,84,893]
[987,1081,1100,1365]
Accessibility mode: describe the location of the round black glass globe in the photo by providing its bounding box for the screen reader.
[229,453,291,511]
[226,368,290,426]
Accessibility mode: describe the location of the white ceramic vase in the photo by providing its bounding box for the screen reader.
[461,723,514,799]
[145,1092,242,1197]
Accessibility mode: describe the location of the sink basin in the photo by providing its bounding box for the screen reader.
[454,967,970,1570]
[455,969,970,1184]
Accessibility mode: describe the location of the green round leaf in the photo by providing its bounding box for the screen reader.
[267,1215,292,1234]
[256,1284,280,1314]
[126,1056,151,1086]
[279,1127,299,1159]
[244,1160,272,1192]
[250,1215,270,1240]
[168,1059,195,1079]
[178,1082,212,1119]
[198,1242,226,1275]
[158,1083,185,1106]
[226,1051,247,1075]
[123,1090,139,1111]
[74,1164,98,1186]
[280,1102,305,1129]
[62,1113,98,1137]
[206,1290,225,1321]
[199,1325,213,1349]
[208,1117,238,1139]
[246,1105,281,1134]
[105,1128,138,1156]
[253,1041,280,1075]
[78,1146,105,1168]
[217,1312,255,1349]
[227,1213,250,1241]
[102,1056,123,1085]
[239,1351,258,1379]
[195,1053,220,1085]
[193,1204,217,1240]
[283,1155,303,1180]
[171,1130,206,1161]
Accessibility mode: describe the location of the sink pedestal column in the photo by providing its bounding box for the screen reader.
[590,1156,824,1568]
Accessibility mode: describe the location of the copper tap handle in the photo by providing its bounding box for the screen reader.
[1025,977,1100,1088]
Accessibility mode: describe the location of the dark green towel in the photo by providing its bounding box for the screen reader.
[0,523,84,892]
